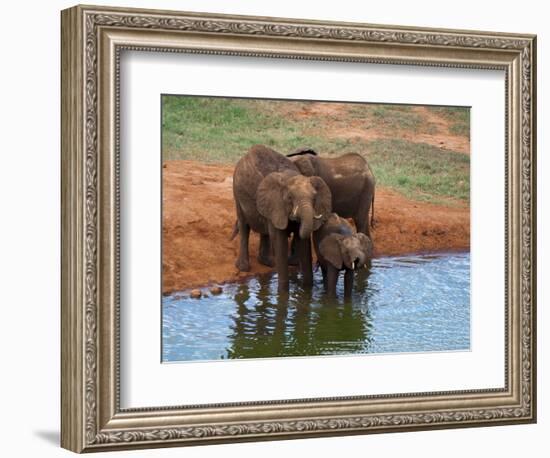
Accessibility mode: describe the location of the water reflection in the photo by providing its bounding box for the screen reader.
[225,275,373,359]
[162,252,470,362]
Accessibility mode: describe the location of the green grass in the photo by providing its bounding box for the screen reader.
[365,139,470,203]
[162,95,470,205]
[162,96,326,162]
[370,105,423,131]
[347,104,438,134]
[427,106,470,136]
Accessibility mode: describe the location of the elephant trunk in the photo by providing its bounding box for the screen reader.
[298,202,314,240]
[352,250,367,270]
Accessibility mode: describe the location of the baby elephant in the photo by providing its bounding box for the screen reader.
[313,214,373,299]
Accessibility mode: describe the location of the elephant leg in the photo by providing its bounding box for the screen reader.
[235,205,251,272]
[326,265,339,298]
[297,236,313,288]
[288,233,299,266]
[271,226,289,293]
[321,264,327,289]
[354,265,370,293]
[344,269,354,300]
[354,184,374,237]
[353,209,369,238]
[258,233,274,267]
[353,218,367,237]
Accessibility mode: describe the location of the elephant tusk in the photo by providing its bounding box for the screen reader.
[314,213,323,220]
[292,205,299,218]
[352,261,356,270]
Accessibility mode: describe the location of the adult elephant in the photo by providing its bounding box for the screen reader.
[233,145,332,293]
[288,148,375,236]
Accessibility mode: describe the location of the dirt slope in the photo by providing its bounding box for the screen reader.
[162,160,469,293]
[274,103,470,155]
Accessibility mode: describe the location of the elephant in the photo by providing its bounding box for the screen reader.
[232,145,332,293]
[287,148,376,236]
[313,213,373,299]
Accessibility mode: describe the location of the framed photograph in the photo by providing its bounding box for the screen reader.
[61,4,537,453]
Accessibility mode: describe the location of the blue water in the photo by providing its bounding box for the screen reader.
[162,252,470,362]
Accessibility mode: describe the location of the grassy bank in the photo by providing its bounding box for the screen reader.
[162,95,470,204]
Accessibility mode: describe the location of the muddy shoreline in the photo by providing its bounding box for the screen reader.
[162,160,470,293]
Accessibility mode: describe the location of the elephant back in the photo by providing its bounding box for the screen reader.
[247,144,299,177]
[315,213,354,240]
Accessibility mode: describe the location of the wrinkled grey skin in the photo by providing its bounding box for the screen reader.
[288,148,376,236]
[313,213,373,299]
[233,145,332,293]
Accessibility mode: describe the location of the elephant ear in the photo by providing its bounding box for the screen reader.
[292,155,316,177]
[319,233,344,270]
[257,172,291,230]
[310,176,332,231]
[357,233,374,259]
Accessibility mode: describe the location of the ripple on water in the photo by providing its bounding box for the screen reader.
[162,252,470,362]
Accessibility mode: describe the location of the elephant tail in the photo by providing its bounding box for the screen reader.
[370,190,375,228]
[229,220,239,240]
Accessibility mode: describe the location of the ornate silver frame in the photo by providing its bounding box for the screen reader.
[61,4,537,453]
